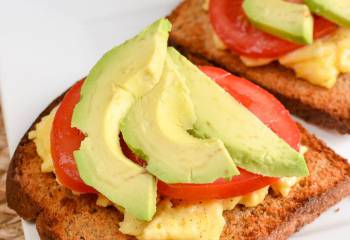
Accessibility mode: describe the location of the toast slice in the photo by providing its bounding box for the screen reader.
[6,87,350,240]
[168,0,350,134]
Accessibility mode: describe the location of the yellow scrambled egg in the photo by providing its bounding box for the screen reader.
[120,200,226,240]
[119,181,301,240]
[203,1,350,88]
[28,106,58,172]
[279,28,350,88]
[31,110,303,240]
[240,56,274,67]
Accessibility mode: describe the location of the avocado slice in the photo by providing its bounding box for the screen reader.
[168,48,309,178]
[243,0,314,45]
[120,55,239,184]
[71,19,171,221]
[305,0,350,28]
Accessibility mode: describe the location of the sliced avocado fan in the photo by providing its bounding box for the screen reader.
[243,0,314,45]
[120,55,239,184]
[71,19,171,221]
[168,48,309,178]
[70,15,309,222]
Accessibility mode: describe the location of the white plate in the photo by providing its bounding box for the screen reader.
[0,0,349,239]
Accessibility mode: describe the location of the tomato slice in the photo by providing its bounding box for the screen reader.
[158,168,276,201]
[120,135,146,167]
[157,66,301,201]
[209,0,338,58]
[51,80,96,193]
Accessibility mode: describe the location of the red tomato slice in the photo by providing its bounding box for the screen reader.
[158,168,276,201]
[51,80,96,193]
[120,135,146,167]
[209,0,338,58]
[157,66,301,201]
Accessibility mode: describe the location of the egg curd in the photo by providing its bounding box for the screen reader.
[203,0,350,88]
[279,28,350,88]
[28,106,58,173]
[29,109,305,240]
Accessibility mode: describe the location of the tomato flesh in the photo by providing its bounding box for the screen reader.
[158,168,276,201]
[209,0,337,58]
[157,66,301,201]
[120,135,146,167]
[51,80,96,193]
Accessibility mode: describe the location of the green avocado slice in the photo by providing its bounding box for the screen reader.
[305,0,350,28]
[243,0,314,45]
[71,19,171,221]
[120,55,239,184]
[168,47,309,178]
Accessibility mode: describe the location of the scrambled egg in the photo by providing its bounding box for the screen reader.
[28,106,58,172]
[279,28,350,88]
[211,27,227,51]
[119,185,291,240]
[271,177,299,197]
[240,56,274,67]
[120,200,226,240]
[202,0,209,12]
[31,110,304,240]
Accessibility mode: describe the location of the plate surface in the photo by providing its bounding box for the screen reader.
[0,0,349,239]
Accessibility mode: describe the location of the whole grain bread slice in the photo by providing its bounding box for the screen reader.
[6,85,350,240]
[168,0,350,134]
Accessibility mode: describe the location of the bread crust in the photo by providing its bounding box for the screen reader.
[168,0,350,134]
[6,84,350,239]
